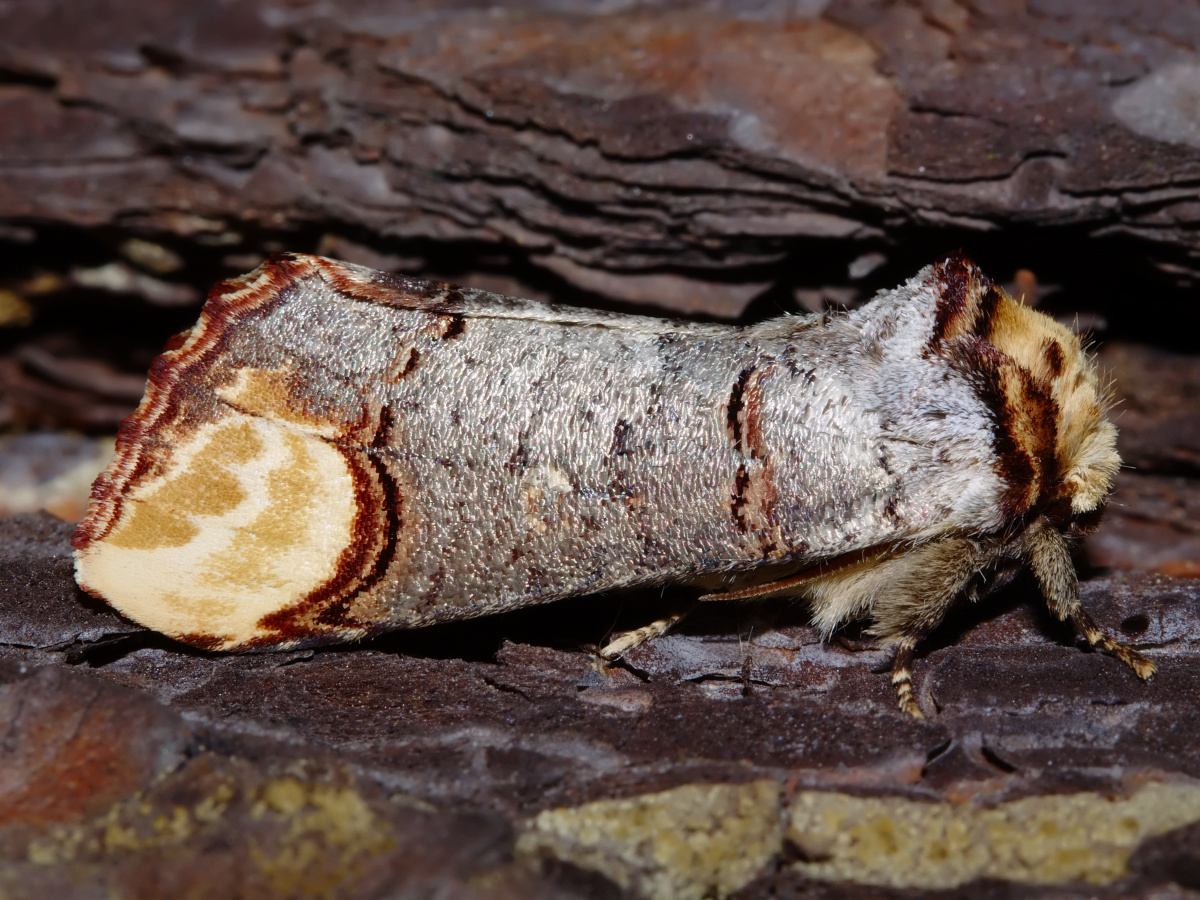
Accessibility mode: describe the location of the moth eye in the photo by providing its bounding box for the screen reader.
[1040,497,1075,527]
[1067,505,1106,535]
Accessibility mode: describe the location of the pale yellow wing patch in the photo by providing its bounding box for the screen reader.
[217,366,351,439]
[74,414,357,649]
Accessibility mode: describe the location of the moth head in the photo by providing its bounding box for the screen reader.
[993,296,1119,518]
[930,256,1121,527]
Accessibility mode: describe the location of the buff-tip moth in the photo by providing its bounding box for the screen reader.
[72,253,1155,717]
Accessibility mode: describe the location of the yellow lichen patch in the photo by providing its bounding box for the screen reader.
[788,781,1200,889]
[25,764,395,900]
[519,780,1200,896]
[217,367,349,438]
[74,413,359,648]
[517,780,785,900]
[248,777,396,899]
[27,777,236,866]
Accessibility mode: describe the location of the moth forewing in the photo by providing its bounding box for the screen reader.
[73,252,1152,715]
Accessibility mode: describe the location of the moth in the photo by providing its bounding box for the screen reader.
[73,253,1154,717]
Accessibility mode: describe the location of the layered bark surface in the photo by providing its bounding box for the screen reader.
[2,0,1200,314]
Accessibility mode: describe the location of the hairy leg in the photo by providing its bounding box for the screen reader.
[1025,517,1156,680]
[869,538,1002,717]
[890,640,923,719]
[600,604,695,660]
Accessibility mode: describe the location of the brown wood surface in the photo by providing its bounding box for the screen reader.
[1,1,1199,897]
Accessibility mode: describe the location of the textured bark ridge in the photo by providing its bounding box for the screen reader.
[2,1,1200,315]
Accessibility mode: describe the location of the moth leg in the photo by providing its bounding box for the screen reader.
[600,605,694,661]
[891,640,923,720]
[1025,518,1156,680]
[1071,607,1157,680]
[868,537,997,719]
